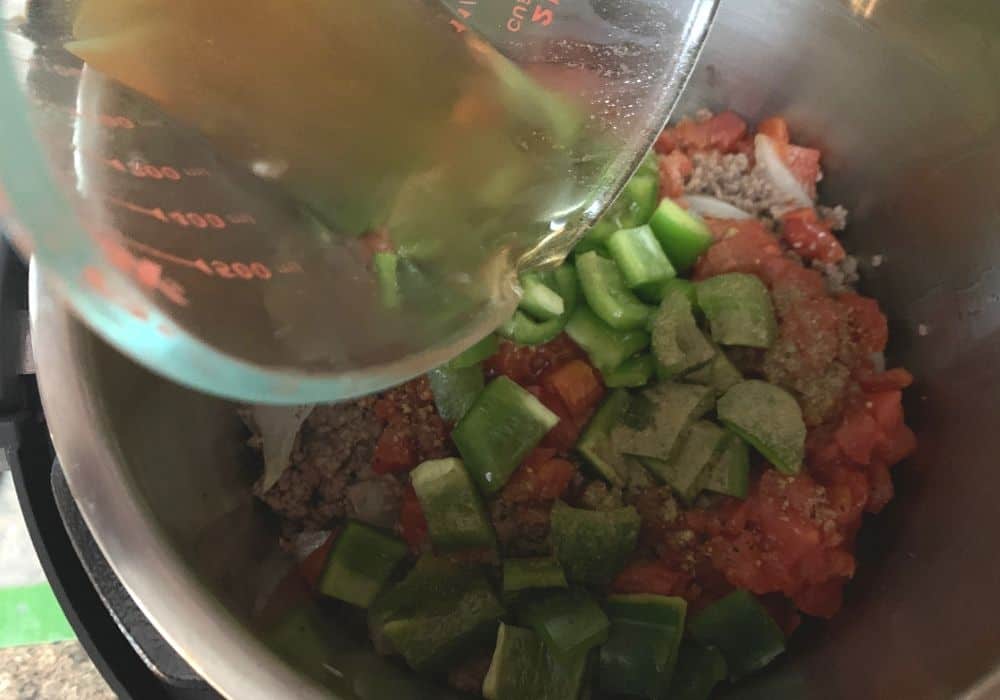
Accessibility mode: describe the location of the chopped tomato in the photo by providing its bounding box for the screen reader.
[757,116,790,144]
[656,111,748,154]
[502,457,576,503]
[542,360,605,422]
[838,293,889,355]
[758,256,827,299]
[868,391,904,434]
[298,531,338,589]
[612,560,691,598]
[659,150,693,199]
[372,420,418,474]
[398,486,429,550]
[866,461,894,514]
[856,367,914,392]
[792,579,847,619]
[703,217,772,241]
[781,208,846,264]
[693,226,783,281]
[485,335,585,386]
[834,408,882,465]
[876,422,917,465]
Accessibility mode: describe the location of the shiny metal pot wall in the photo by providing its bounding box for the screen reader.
[31,1,1000,698]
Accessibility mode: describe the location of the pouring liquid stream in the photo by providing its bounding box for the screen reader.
[65,0,626,381]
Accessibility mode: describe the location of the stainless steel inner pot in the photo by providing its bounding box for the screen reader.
[31,1,1000,698]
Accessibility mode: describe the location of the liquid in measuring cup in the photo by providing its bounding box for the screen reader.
[65,0,619,378]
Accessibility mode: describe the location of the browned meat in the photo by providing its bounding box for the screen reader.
[490,500,552,557]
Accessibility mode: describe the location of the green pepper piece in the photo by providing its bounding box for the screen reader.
[502,558,568,595]
[318,521,409,608]
[689,590,786,680]
[640,420,727,503]
[650,287,716,379]
[695,273,777,349]
[382,576,504,672]
[576,390,631,485]
[699,432,751,499]
[649,198,714,271]
[607,224,676,293]
[449,334,500,369]
[263,603,333,681]
[576,169,661,256]
[603,354,655,389]
[550,501,640,586]
[599,595,687,699]
[483,624,589,700]
[638,276,698,305]
[453,377,560,494]
[564,306,650,372]
[576,251,653,331]
[612,383,715,462]
[373,251,401,309]
[428,364,484,423]
[686,346,744,395]
[519,588,610,661]
[667,643,729,700]
[519,272,565,321]
[718,380,806,474]
[500,311,567,347]
[411,458,495,552]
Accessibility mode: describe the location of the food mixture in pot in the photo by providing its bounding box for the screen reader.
[245,112,916,699]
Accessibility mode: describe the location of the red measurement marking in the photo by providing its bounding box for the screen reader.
[458,8,471,18]
[92,240,190,307]
[103,158,182,181]
[121,239,275,281]
[507,0,558,31]
[449,18,467,32]
[106,197,169,223]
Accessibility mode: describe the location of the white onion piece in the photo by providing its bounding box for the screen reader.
[242,404,314,492]
[685,195,753,221]
[755,134,813,208]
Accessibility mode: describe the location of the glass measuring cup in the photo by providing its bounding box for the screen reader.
[0,0,717,404]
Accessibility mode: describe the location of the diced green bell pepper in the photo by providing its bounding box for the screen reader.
[649,198,714,272]
[483,623,589,700]
[373,251,401,309]
[599,595,687,700]
[372,556,504,672]
[411,458,495,551]
[502,557,568,595]
[263,604,332,678]
[695,273,777,349]
[576,251,653,331]
[686,346,744,394]
[449,334,500,369]
[453,377,560,494]
[612,383,715,462]
[607,224,676,293]
[576,390,631,485]
[602,354,655,389]
[520,272,565,321]
[576,169,661,256]
[640,420,727,503]
[499,266,580,347]
[689,589,786,680]
[638,276,698,305]
[428,364,484,423]
[519,588,610,661]
[699,431,750,499]
[318,521,409,608]
[650,287,716,379]
[667,642,729,700]
[549,501,640,586]
[718,380,805,474]
[564,306,650,372]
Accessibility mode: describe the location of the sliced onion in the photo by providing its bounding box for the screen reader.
[685,195,753,220]
[242,404,314,492]
[755,134,813,208]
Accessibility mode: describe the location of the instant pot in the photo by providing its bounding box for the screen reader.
[10,0,1000,698]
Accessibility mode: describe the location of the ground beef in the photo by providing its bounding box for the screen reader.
[258,399,384,532]
[685,151,784,217]
[490,500,552,557]
[817,204,848,231]
[812,255,860,295]
[577,480,625,511]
